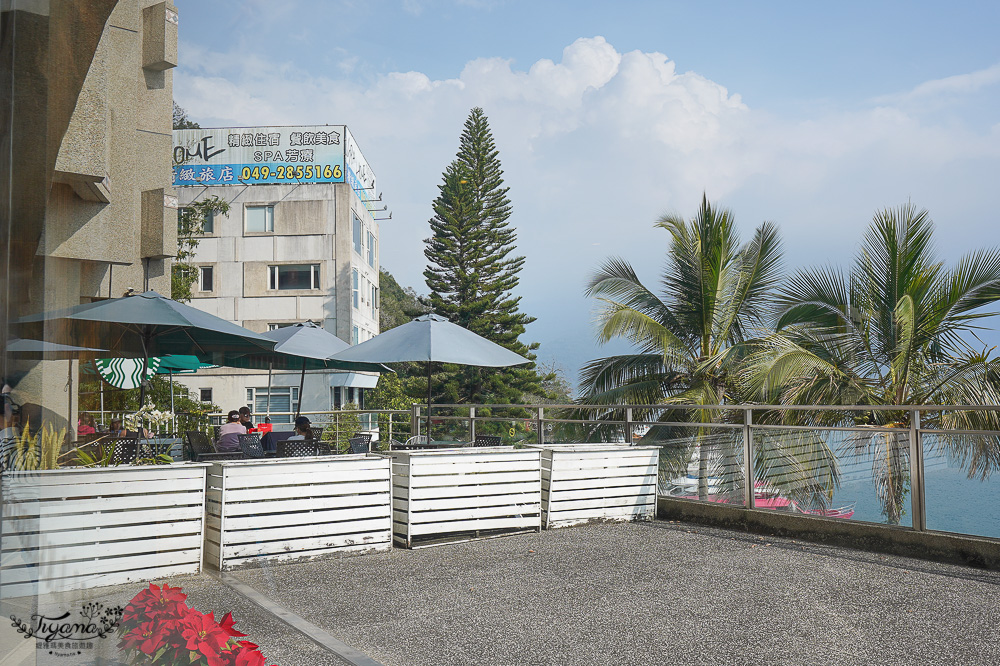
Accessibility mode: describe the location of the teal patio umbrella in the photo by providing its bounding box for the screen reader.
[214,322,387,420]
[17,290,276,405]
[327,314,530,439]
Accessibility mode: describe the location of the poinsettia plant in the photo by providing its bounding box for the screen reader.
[118,583,272,666]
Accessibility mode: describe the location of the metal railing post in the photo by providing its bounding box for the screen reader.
[909,408,926,531]
[537,407,544,445]
[411,404,419,438]
[470,407,476,443]
[625,407,633,446]
[743,408,755,509]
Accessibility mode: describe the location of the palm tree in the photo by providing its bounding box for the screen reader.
[743,204,1000,523]
[579,195,836,502]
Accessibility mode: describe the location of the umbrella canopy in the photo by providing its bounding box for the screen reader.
[17,290,276,403]
[17,290,275,360]
[328,314,529,366]
[6,338,107,359]
[217,322,388,373]
[328,314,529,439]
[209,321,386,420]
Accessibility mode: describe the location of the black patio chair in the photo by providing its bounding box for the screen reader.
[277,439,322,457]
[310,426,325,441]
[238,432,268,459]
[473,434,502,447]
[185,430,244,461]
[109,437,139,466]
[348,437,370,454]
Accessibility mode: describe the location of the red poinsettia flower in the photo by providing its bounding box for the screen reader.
[180,609,231,664]
[123,582,188,625]
[120,620,167,655]
[231,641,267,666]
[218,611,248,638]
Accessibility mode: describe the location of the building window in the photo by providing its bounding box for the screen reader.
[269,264,320,290]
[352,213,362,254]
[200,388,213,403]
[352,325,359,345]
[179,207,214,234]
[352,268,359,308]
[248,387,299,424]
[246,205,274,233]
[199,266,213,292]
[332,386,342,410]
[367,231,376,267]
[267,322,297,331]
[371,283,378,319]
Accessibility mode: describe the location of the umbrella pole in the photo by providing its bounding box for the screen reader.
[426,361,432,442]
[169,368,175,435]
[295,358,306,420]
[265,360,272,422]
[138,330,149,408]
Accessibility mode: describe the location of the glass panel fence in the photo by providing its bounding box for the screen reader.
[923,431,1000,539]
[654,424,746,507]
[753,427,911,526]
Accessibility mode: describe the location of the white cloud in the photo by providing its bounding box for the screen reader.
[174,36,1000,379]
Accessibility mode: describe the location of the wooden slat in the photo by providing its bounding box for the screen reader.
[223,528,391,559]
[1,563,201,600]
[548,505,653,523]
[224,505,390,531]
[409,502,540,524]
[222,540,390,569]
[546,474,656,492]
[401,492,541,513]
[544,462,658,481]
[409,470,539,488]
[399,459,541,477]
[1,505,203,535]
[547,495,655,513]
[0,464,208,486]
[1,520,202,550]
[224,492,389,518]
[2,548,202,586]
[4,534,203,567]
[398,480,539,501]
[222,465,391,490]
[223,479,389,503]
[408,515,539,536]
[542,484,656,503]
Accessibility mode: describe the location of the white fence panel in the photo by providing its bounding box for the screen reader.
[386,447,541,548]
[206,455,392,571]
[531,444,659,529]
[0,464,208,599]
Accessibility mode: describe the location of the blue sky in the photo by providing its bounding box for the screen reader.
[173,0,1000,389]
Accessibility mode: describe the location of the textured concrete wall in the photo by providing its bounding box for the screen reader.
[2,0,177,434]
[658,496,1000,570]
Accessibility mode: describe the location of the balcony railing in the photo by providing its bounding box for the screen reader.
[196,402,1000,541]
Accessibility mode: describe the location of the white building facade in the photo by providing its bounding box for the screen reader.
[171,125,381,421]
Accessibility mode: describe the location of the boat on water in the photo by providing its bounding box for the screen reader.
[664,466,855,519]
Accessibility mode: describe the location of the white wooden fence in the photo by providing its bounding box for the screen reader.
[532,444,659,529]
[388,447,541,548]
[0,464,208,599]
[205,455,392,571]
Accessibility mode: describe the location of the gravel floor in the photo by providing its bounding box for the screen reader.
[230,520,1000,666]
[6,521,1000,666]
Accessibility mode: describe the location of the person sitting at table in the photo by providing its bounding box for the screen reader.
[217,410,246,451]
[239,406,256,431]
[77,413,97,437]
[286,416,312,441]
[108,419,126,437]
